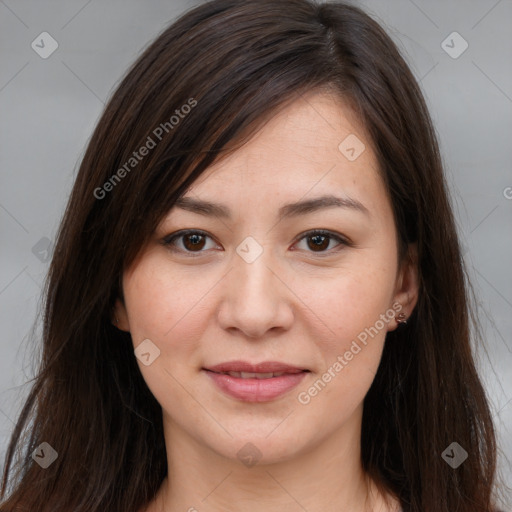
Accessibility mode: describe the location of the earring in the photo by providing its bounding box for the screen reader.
[396,312,407,325]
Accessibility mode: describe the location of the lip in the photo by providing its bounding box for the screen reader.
[205,360,307,374]
[203,360,309,402]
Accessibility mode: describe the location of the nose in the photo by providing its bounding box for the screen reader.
[217,245,294,339]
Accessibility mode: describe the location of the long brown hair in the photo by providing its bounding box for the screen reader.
[1,1,506,510]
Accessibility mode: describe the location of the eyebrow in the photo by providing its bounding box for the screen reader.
[173,194,370,220]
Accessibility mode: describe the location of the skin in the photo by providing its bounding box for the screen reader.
[114,89,419,512]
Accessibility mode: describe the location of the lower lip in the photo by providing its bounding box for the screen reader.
[204,370,308,402]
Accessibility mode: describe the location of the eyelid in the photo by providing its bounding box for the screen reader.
[292,229,352,251]
[161,229,351,256]
[161,229,217,257]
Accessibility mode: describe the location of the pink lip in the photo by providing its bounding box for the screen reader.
[206,360,307,374]
[203,360,309,402]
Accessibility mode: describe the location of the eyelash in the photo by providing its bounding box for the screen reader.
[161,229,351,257]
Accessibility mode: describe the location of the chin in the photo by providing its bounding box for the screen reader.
[201,425,315,467]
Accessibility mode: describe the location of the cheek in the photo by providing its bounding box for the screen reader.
[122,259,212,419]
[303,258,396,349]
[293,250,396,408]
[123,257,209,363]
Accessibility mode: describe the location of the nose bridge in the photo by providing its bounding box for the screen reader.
[218,235,292,337]
[236,239,272,289]
[233,234,278,303]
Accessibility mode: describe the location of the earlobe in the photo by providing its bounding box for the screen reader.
[112,297,130,332]
[389,243,419,330]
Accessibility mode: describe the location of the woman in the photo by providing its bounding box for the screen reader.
[0,0,507,511]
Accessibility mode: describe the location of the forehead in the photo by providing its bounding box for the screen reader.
[182,90,388,218]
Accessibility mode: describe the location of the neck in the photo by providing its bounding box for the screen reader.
[148,406,398,512]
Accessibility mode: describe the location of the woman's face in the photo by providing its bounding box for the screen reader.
[115,90,418,465]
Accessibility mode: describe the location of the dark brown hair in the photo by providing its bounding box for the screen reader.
[0,1,506,510]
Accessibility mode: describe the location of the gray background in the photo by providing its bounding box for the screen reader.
[1,0,511,496]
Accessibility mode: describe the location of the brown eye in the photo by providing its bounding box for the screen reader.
[295,230,348,254]
[162,230,216,255]
[182,233,206,251]
[307,233,330,252]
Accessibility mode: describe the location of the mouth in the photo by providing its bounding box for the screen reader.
[202,361,310,402]
[208,370,300,379]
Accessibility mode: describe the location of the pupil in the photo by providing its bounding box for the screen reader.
[309,235,328,251]
[185,234,205,250]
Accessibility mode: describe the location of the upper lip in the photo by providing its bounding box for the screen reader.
[204,361,308,374]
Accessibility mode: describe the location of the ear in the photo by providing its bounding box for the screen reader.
[112,297,130,332]
[388,243,419,331]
